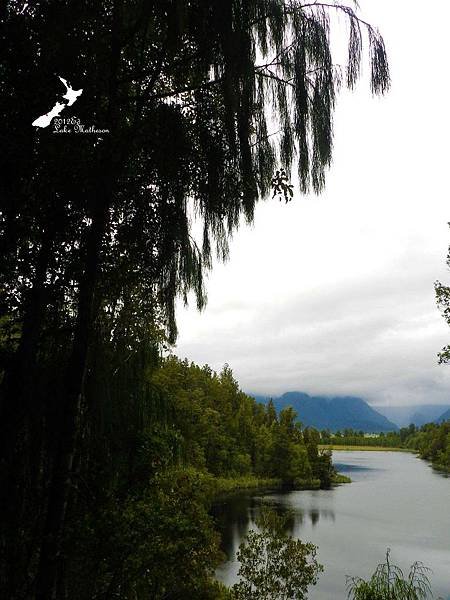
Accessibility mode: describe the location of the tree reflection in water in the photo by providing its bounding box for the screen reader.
[211,492,335,560]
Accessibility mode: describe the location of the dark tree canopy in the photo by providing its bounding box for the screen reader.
[1,0,389,340]
[0,2,389,599]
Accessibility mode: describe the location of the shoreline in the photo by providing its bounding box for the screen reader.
[212,476,283,497]
[212,472,351,500]
[321,444,415,452]
[431,462,450,474]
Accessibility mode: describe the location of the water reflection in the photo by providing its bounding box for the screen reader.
[214,452,450,599]
[211,493,335,559]
[309,507,335,526]
[431,465,449,478]
[333,462,380,474]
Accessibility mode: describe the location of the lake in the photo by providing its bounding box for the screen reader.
[213,451,450,599]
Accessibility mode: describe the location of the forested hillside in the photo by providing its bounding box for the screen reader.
[68,356,337,599]
[405,421,450,471]
[152,357,335,487]
[0,342,335,599]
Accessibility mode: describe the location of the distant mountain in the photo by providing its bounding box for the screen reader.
[252,392,398,432]
[374,404,450,427]
[437,408,450,423]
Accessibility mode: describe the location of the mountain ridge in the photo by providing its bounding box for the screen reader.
[437,407,450,423]
[251,391,398,432]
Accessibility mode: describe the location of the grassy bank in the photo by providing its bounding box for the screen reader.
[212,475,283,496]
[321,444,415,452]
[332,473,352,484]
[293,478,321,490]
[212,473,351,497]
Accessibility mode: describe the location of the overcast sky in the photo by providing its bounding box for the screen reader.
[174,0,450,407]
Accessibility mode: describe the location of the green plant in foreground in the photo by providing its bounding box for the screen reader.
[347,549,433,600]
[232,508,322,600]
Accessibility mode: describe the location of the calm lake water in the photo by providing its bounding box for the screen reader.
[213,451,450,599]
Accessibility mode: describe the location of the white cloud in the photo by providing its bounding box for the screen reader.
[175,0,450,408]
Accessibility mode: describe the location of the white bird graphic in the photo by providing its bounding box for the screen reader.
[58,76,83,106]
[32,101,66,128]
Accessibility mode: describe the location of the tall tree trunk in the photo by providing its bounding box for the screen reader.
[35,176,112,599]
[0,233,54,459]
[35,3,125,595]
[0,227,56,599]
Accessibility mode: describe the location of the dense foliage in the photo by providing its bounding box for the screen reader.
[0,337,334,599]
[0,1,389,597]
[67,467,225,600]
[56,355,335,599]
[403,422,450,471]
[232,509,323,600]
[152,356,335,487]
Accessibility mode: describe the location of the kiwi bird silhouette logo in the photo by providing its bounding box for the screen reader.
[32,75,83,128]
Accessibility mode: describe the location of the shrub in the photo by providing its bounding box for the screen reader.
[347,549,433,600]
[232,508,322,600]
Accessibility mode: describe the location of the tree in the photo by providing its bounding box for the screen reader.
[0,1,389,597]
[347,549,433,600]
[68,467,224,600]
[321,429,332,444]
[435,230,450,363]
[266,399,278,426]
[270,406,313,484]
[232,508,323,600]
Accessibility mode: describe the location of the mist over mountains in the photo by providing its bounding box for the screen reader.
[252,392,398,432]
[251,391,450,431]
[436,407,450,423]
[374,404,450,427]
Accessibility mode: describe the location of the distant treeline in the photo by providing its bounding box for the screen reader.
[321,422,450,471]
